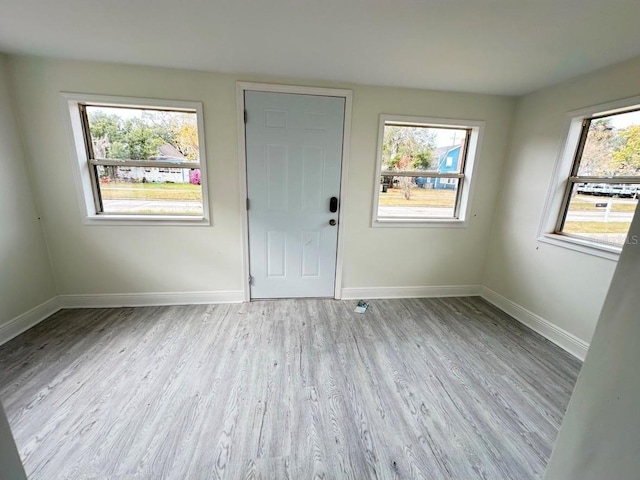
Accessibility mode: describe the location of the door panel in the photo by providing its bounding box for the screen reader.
[245,91,345,298]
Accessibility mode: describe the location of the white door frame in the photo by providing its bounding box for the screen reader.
[237,82,352,301]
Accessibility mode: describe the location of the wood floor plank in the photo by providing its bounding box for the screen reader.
[0,297,581,480]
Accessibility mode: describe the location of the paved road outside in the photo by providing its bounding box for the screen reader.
[103,199,202,215]
[565,210,634,223]
[379,204,636,223]
[378,206,454,217]
[104,199,637,225]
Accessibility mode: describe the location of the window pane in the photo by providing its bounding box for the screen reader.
[381,124,467,174]
[378,176,458,218]
[96,166,203,216]
[85,106,200,163]
[562,183,639,247]
[577,110,640,177]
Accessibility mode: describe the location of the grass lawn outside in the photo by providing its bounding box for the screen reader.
[100,182,202,201]
[560,220,632,247]
[378,187,456,207]
[377,190,637,211]
[563,194,636,239]
[563,221,631,234]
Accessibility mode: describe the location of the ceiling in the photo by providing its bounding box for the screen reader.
[1,0,639,96]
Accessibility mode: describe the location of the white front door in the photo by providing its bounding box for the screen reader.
[245,91,345,298]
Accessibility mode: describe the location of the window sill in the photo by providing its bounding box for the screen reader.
[82,215,210,226]
[373,218,468,228]
[537,233,621,261]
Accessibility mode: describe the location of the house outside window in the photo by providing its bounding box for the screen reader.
[61,93,210,225]
[541,97,640,257]
[372,114,484,227]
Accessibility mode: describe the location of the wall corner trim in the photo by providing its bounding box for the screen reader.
[0,297,61,346]
[341,285,483,300]
[58,291,245,309]
[480,286,589,361]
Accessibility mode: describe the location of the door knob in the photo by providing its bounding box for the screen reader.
[329,219,337,226]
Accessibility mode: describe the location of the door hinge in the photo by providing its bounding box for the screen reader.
[248,275,253,286]
[244,109,247,124]
[246,198,250,210]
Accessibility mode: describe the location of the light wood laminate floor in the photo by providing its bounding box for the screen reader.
[0,297,581,480]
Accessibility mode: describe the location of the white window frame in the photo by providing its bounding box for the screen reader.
[538,95,640,260]
[60,93,210,226]
[372,114,484,228]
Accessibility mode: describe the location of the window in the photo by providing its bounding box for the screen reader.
[546,100,640,254]
[61,94,209,225]
[372,115,484,226]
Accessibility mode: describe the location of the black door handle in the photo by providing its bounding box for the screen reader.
[329,197,338,213]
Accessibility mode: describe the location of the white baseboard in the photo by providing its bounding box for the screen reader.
[341,285,483,300]
[481,286,589,361]
[59,291,245,308]
[341,284,588,360]
[0,297,61,346]
[2,287,588,361]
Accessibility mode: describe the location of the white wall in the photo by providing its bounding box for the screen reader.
[544,204,640,480]
[0,54,56,326]
[7,55,514,298]
[343,85,513,290]
[484,56,640,344]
